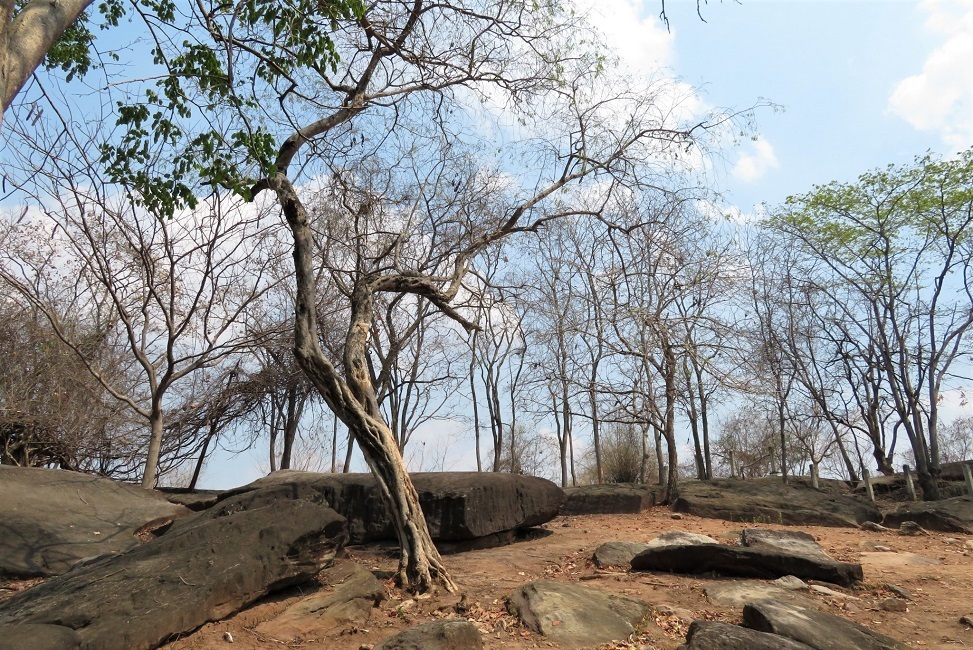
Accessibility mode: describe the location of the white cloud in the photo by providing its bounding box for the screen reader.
[888,0,973,151]
[731,136,779,183]
[572,0,675,72]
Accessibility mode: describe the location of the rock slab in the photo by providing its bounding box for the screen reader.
[743,599,910,650]
[681,620,815,650]
[881,496,973,533]
[375,619,483,650]
[0,491,348,650]
[229,470,565,544]
[0,465,190,577]
[631,543,863,586]
[673,479,881,528]
[507,579,650,649]
[561,483,658,515]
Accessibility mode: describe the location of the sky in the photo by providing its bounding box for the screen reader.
[192,0,973,489]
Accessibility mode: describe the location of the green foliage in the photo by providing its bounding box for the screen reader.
[94,0,365,215]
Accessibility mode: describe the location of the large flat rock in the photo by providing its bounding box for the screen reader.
[561,483,659,515]
[0,490,347,650]
[631,543,863,586]
[507,579,651,649]
[0,465,190,577]
[673,479,880,528]
[228,471,564,544]
[743,599,909,649]
[682,620,815,650]
[881,496,973,533]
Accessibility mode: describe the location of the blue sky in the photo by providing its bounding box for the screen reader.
[580,0,971,214]
[195,0,973,489]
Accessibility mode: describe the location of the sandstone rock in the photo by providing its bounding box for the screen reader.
[647,530,720,547]
[0,465,190,577]
[593,541,651,568]
[507,579,651,649]
[740,529,832,561]
[704,581,817,608]
[561,483,658,515]
[0,623,82,650]
[257,560,385,640]
[673,479,880,528]
[374,619,482,650]
[631,543,863,586]
[226,471,564,545]
[0,495,347,650]
[743,599,910,649]
[682,620,815,650]
[883,497,973,533]
[773,576,808,590]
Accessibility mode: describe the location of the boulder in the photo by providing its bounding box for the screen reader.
[507,579,651,649]
[561,483,658,515]
[374,619,483,650]
[631,543,863,586]
[227,470,565,544]
[743,599,910,650]
[881,496,973,533]
[256,559,385,640]
[156,488,223,511]
[0,465,190,578]
[672,479,881,528]
[0,494,348,650]
[681,620,815,650]
[740,529,832,561]
[593,541,652,568]
[648,530,720,547]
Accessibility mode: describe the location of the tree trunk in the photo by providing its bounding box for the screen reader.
[275,173,454,593]
[141,402,165,489]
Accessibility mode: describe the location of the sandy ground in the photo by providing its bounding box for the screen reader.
[161,505,973,650]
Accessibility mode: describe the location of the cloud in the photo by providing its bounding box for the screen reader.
[731,136,779,183]
[888,0,973,151]
[572,0,675,72]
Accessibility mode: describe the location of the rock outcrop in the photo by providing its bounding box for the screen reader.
[881,496,973,533]
[0,490,348,650]
[0,465,190,578]
[226,470,565,545]
[561,483,660,515]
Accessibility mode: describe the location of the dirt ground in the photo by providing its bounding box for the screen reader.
[163,505,973,650]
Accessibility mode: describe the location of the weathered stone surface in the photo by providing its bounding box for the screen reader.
[703,581,817,608]
[561,483,658,515]
[743,599,910,650]
[648,531,720,547]
[740,529,832,561]
[682,620,815,650]
[0,465,190,578]
[507,579,651,649]
[881,496,973,533]
[375,619,482,650]
[227,470,565,544]
[0,623,82,650]
[157,488,223,511]
[257,560,385,640]
[631,543,863,586]
[593,541,651,568]
[673,479,881,528]
[0,496,347,650]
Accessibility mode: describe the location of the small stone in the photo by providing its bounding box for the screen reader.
[964,540,973,551]
[810,584,860,600]
[772,575,808,590]
[943,537,960,544]
[359,644,375,650]
[885,583,912,600]
[898,521,929,536]
[874,545,894,552]
[861,521,890,532]
[960,615,973,627]
[879,598,909,612]
[222,631,234,643]
[671,513,684,520]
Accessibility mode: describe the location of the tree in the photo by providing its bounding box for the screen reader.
[771,150,973,499]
